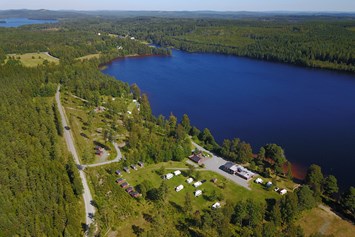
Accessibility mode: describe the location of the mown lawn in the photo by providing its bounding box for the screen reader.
[121,161,280,211]
[7,52,59,67]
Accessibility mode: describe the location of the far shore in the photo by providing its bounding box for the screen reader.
[99,53,171,70]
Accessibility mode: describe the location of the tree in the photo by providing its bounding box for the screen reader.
[258,147,266,161]
[285,161,293,179]
[169,113,177,131]
[263,144,286,174]
[262,222,276,237]
[183,192,192,214]
[130,83,141,99]
[305,164,324,197]
[281,192,298,225]
[238,142,253,163]
[200,128,218,150]
[270,201,282,226]
[323,175,339,197]
[340,186,355,219]
[297,185,316,211]
[181,114,191,133]
[139,94,152,120]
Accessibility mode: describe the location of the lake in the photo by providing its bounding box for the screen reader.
[103,50,355,189]
[0,18,57,27]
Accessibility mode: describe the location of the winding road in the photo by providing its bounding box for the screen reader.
[55,86,95,234]
[82,142,122,168]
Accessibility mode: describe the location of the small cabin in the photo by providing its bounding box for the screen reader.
[130,192,141,198]
[255,178,263,184]
[120,182,129,188]
[138,161,144,167]
[211,178,218,183]
[194,190,202,197]
[165,173,173,180]
[173,170,181,176]
[116,178,124,184]
[212,202,221,209]
[193,181,202,188]
[115,170,121,176]
[130,164,137,170]
[175,185,184,192]
[186,177,194,184]
[126,187,134,193]
[123,167,130,173]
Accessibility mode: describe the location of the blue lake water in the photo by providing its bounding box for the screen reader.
[0,18,57,27]
[103,50,355,188]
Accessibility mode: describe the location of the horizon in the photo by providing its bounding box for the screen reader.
[0,0,354,12]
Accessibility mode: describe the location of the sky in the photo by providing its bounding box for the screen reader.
[1,0,354,12]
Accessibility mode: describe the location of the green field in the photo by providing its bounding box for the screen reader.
[6,52,59,67]
[77,53,101,61]
[297,205,355,237]
[62,93,121,164]
[86,160,282,236]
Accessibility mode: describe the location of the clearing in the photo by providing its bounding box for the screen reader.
[7,52,59,67]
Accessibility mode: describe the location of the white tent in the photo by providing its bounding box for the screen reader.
[175,185,184,192]
[255,178,263,184]
[194,190,202,197]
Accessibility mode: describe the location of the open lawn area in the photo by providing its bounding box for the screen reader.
[7,52,59,67]
[87,160,282,236]
[297,205,355,237]
[77,53,101,61]
[115,161,280,210]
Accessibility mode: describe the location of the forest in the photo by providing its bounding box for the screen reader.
[0,12,354,236]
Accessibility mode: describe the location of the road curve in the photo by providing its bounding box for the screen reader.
[82,142,122,168]
[55,86,95,234]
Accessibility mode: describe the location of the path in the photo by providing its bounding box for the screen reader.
[83,142,122,168]
[56,86,95,235]
[44,51,59,60]
[192,141,251,190]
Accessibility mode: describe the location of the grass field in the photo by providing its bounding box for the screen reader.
[62,93,118,164]
[297,205,355,237]
[118,161,280,210]
[7,52,59,67]
[77,53,101,61]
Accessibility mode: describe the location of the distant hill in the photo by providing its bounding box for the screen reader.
[0,9,354,20]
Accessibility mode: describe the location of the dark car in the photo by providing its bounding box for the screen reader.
[201,179,207,183]
[64,126,70,130]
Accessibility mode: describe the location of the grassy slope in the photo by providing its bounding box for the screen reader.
[297,206,355,237]
[62,92,118,164]
[7,52,59,67]
[77,53,101,61]
[86,160,281,236]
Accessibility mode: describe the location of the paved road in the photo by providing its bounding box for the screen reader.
[192,141,251,190]
[83,142,122,168]
[55,86,95,234]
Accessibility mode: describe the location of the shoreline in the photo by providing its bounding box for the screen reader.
[99,53,170,70]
